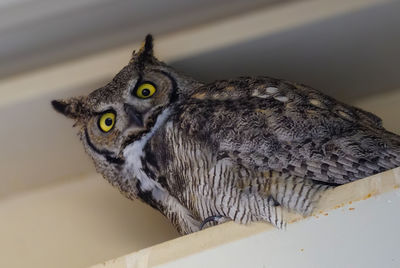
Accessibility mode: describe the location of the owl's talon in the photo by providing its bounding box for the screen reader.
[200,215,224,230]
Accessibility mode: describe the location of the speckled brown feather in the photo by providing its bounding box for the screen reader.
[176,77,400,185]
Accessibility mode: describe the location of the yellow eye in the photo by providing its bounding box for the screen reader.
[136,82,156,99]
[98,112,116,132]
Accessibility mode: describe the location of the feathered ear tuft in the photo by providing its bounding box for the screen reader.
[51,97,86,119]
[132,34,155,70]
[140,34,154,57]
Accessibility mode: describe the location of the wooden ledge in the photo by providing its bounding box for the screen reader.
[92,167,400,268]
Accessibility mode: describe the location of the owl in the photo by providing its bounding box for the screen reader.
[52,35,400,234]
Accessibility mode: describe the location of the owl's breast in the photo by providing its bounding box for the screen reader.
[151,122,229,219]
[121,108,173,207]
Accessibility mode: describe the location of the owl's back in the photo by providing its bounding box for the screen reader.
[175,76,400,185]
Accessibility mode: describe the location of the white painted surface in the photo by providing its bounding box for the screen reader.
[0,174,179,268]
[0,0,273,77]
[0,0,396,107]
[159,189,400,268]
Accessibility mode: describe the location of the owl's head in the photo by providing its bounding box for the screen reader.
[52,35,201,171]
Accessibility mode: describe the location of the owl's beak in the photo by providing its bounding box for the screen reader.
[124,103,144,127]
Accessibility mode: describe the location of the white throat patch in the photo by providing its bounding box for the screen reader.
[123,107,172,201]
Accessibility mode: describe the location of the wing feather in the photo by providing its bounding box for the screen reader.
[178,76,400,184]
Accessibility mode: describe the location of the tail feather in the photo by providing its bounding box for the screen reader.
[266,172,332,215]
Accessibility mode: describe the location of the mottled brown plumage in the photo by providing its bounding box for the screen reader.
[52,35,400,234]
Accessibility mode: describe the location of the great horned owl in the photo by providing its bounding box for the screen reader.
[52,35,400,234]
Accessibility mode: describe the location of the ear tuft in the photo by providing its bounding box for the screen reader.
[51,100,68,114]
[51,98,85,119]
[144,34,153,53]
[132,34,155,70]
[139,34,153,57]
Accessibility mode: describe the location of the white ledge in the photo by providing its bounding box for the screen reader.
[92,167,400,268]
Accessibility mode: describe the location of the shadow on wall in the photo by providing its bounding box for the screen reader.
[171,1,400,102]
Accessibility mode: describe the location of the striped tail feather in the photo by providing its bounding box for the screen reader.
[265,171,333,215]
